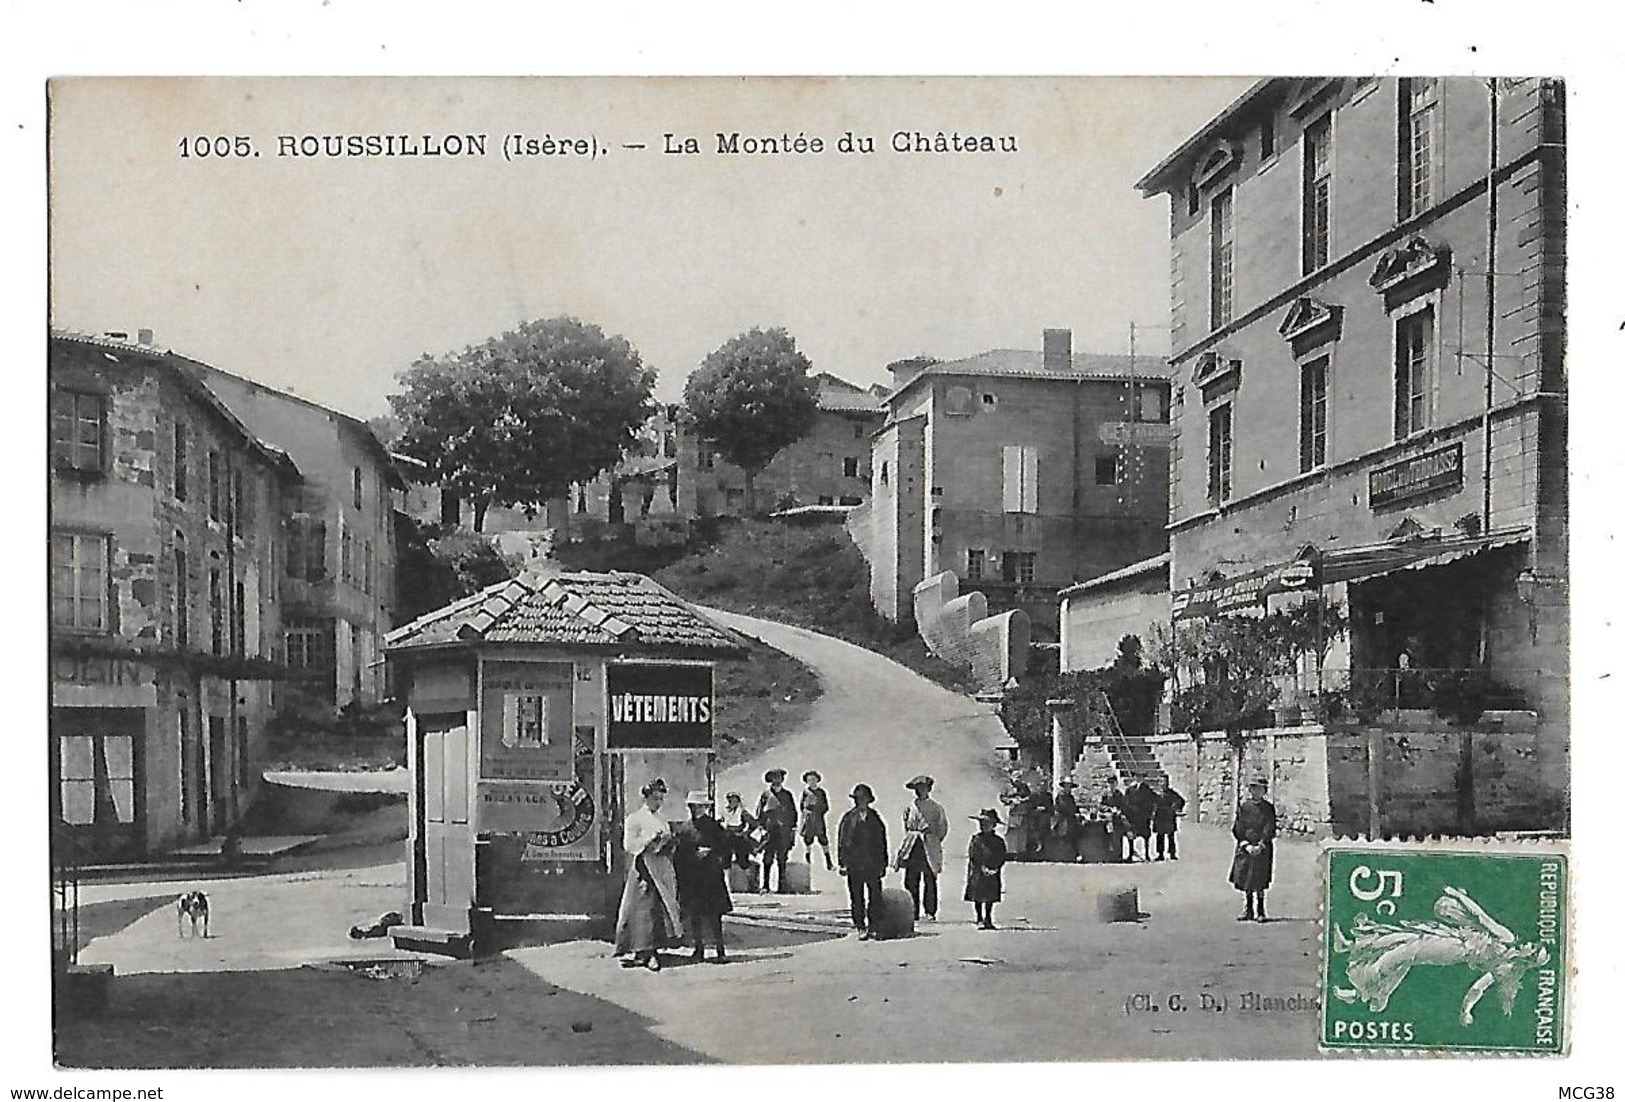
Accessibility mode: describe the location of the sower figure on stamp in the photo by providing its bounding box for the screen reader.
[755,769,798,893]
[837,783,888,939]
[1151,776,1186,861]
[965,809,1010,930]
[895,775,949,921]
[800,770,834,871]
[1230,777,1277,921]
[674,790,733,963]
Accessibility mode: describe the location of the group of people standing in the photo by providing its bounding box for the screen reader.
[614,769,1017,969]
[612,767,1281,970]
[1004,773,1188,863]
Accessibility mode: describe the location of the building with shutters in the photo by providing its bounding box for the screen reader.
[1133,77,1568,831]
[49,331,300,860]
[850,329,1171,631]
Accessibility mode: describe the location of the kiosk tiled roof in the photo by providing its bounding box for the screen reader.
[384,570,749,655]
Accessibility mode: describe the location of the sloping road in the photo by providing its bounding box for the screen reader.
[703,608,1009,902]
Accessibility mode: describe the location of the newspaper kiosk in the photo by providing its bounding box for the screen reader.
[383,570,748,955]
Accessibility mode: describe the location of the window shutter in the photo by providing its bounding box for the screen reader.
[1002,446,1022,513]
[1021,448,1039,513]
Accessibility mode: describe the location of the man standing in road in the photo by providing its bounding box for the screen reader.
[1230,777,1278,921]
[674,791,733,963]
[1100,776,1129,862]
[837,782,889,939]
[1124,778,1156,862]
[895,775,949,921]
[1151,775,1187,860]
[756,769,798,893]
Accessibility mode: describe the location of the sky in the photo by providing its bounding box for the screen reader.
[48,76,1252,417]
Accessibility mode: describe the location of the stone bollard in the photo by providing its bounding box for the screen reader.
[782,860,813,894]
[870,887,917,940]
[1094,886,1140,923]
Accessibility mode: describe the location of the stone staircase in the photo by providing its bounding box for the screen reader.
[1080,690,1167,786]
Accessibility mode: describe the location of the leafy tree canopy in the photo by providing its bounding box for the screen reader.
[389,317,655,529]
[683,328,818,510]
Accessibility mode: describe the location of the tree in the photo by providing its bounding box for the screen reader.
[389,317,655,531]
[393,514,520,624]
[683,327,818,515]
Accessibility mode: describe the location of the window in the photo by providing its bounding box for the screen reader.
[699,444,716,471]
[1399,78,1438,221]
[232,579,247,655]
[1260,113,1276,161]
[1001,445,1039,514]
[209,567,224,656]
[1394,307,1436,439]
[1209,188,1235,330]
[981,392,997,408]
[363,540,375,595]
[208,451,223,521]
[285,617,336,698]
[51,390,105,474]
[1299,356,1329,472]
[817,495,835,506]
[966,548,986,582]
[235,716,250,793]
[725,487,745,511]
[1207,404,1234,506]
[1303,116,1333,273]
[1002,550,1037,585]
[51,532,110,632]
[839,495,863,506]
[353,467,364,511]
[1136,388,1166,423]
[879,461,889,486]
[852,422,864,440]
[173,423,188,501]
[232,469,246,532]
[1186,183,1200,218]
[351,623,364,698]
[286,517,327,582]
[663,431,676,458]
[174,546,189,648]
[57,731,135,830]
[340,526,354,585]
[1095,455,1120,486]
[843,456,861,478]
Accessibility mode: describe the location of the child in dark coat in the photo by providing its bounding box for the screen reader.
[964,808,1010,930]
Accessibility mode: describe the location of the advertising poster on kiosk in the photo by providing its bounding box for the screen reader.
[477,660,598,860]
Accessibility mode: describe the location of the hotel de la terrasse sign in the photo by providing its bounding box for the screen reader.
[1369,442,1464,510]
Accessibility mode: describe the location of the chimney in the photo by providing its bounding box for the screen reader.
[886,355,933,390]
[1043,328,1072,372]
[137,328,154,346]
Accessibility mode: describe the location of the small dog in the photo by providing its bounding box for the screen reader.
[176,890,210,939]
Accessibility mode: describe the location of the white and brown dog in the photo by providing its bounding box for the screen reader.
[176,890,210,938]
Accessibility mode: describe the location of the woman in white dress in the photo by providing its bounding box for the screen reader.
[615,778,683,971]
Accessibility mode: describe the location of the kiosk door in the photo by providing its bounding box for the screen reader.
[416,715,473,931]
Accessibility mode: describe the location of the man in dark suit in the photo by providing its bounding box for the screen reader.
[1150,776,1187,860]
[756,768,798,893]
[836,783,889,939]
[1230,777,1278,921]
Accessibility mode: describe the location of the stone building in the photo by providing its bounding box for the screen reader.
[194,361,405,707]
[679,373,887,517]
[1128,77,1567,832]
[851,329,1171,632]
[49,331,299,859]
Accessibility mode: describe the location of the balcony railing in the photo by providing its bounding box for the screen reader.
[1297,666,1556,724]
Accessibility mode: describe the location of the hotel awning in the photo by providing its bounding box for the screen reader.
[1172,528,1530,620]
[1319,529,1530,586]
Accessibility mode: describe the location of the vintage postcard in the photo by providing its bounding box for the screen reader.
[35,61,1597,1089]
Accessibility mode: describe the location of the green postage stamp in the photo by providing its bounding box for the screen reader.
[1321,842,1568,1054]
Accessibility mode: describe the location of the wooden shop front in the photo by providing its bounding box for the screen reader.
[383,571,747,953]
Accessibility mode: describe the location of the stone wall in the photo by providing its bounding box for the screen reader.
[911,570,1029,694]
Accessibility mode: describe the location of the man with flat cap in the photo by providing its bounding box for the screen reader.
[895,774,949,921]
[756,768,798,893]
[836,782,889,938]
[674,790,733,963]
[1230,777,1278,921]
